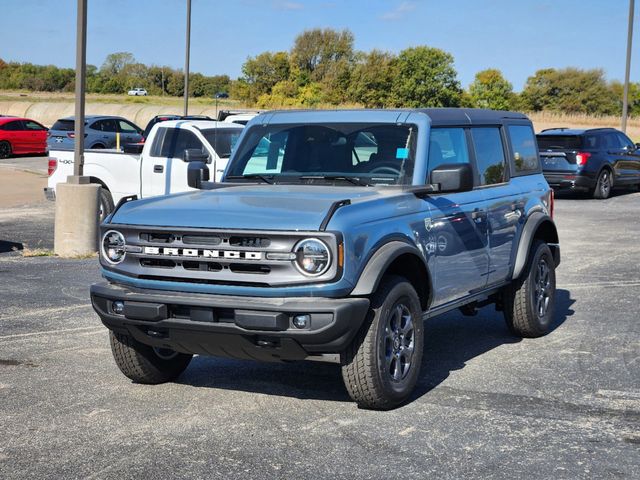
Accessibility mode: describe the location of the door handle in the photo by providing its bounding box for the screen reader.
[471,209,487,221]
[153,165,164,173]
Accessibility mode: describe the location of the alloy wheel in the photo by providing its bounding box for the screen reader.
[382,302,415,382]
[533,258,551,318]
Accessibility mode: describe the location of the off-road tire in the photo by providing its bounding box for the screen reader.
[503,240,556,338]
[0,141,12,159]
[109,331,192,384]
[341,275,423,410]
[593,169,612,199]
[98,187,115,222]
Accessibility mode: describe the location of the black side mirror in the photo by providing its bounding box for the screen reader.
[430,163,474,193]
[187,161,210,189]
[184,148,209,163]
[635,143,640,149]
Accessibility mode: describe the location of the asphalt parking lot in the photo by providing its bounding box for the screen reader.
[0,157,639,479]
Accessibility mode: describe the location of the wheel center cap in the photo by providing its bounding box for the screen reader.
[393,338,400,351]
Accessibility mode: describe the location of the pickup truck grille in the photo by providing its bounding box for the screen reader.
[101,225,339,287]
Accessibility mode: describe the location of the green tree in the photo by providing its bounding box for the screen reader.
[101,52,135,75]
[610,80,640,117]
[240,51,290,102]
[290,28,354,84]
[469,69,514,110]
[347,50,397,108]
[391,46,462,108]
[520,68,618,115]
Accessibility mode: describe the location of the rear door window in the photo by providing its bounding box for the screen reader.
[2,120,25,131]
[471,127,507,185]
[508,125,539,174]
[428,127,469,175]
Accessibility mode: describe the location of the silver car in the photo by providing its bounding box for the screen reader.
[47,115,143,150]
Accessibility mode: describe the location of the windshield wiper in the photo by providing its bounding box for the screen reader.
[297,175,371,186]
[226,174,274,184]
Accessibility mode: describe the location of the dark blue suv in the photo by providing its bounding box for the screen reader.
[538,128,640,199]
[91,109,561,409]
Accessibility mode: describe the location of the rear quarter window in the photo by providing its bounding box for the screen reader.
[508,125,540,175]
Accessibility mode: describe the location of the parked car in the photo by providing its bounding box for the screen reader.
[141,115,214,142]
[47,115,144,151]
[46,120,244,220]
[217,109,260,126]
[538,127,640,199]
[214,92,229,99]
[89,108,560,410]
[128,88,148,96]
[0,117,48,158]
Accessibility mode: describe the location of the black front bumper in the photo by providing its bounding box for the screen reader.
[91,282,370,362]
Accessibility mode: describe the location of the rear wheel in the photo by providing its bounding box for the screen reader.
[503,240,556,338]
[593,169,612,199]
[341,275,423,410]
[98,187,115,222]
[0,141,12,159]
[92,143,105,149]
[109,331,192,384]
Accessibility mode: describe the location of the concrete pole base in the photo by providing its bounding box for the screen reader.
[54,183,100,257]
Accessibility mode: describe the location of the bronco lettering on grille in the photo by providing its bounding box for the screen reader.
[143,246,263,260]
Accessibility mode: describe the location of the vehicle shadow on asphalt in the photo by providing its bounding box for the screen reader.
[177,289,575,406]
[411,288,575,402]
[0,240,23,253]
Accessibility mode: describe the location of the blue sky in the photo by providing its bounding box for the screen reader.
[1,0,638,91]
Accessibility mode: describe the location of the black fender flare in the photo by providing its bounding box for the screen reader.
[350,241,431,301]
[511,212,560,280]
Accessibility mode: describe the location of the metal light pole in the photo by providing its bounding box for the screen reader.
[622,0,635,133]
[71,0,88,180]
[184,0,191,115]
[54,0,100,257]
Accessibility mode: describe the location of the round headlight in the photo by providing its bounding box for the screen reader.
[101,230,126,264]
[294,238,331,276]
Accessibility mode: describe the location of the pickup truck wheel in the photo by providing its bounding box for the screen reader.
[503,240,556,338]
[593,169,612,199]
[98,188,114,222]
[341,275,423,410]
[0,141,11,159]
[109,331,192,384]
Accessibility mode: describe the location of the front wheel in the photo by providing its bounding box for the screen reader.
[341,276,423,410]
[503,240,556,338]
[109,331,193,384]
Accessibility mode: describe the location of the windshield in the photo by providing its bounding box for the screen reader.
[201,128,243,158]
[226,123,417,186]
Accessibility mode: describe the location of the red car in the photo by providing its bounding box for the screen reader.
[0,116,48,158]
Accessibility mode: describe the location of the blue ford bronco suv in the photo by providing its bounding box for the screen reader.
[91,109,560,410]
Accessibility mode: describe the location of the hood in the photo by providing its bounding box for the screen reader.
[110,185,383,231]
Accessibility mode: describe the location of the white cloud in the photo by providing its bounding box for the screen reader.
[380,1,417,21]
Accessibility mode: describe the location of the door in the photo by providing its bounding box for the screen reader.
[2,120,26,153]
[426,127,490,307]
[23,120,48,153]
[117,119,142,145]
[602,131,632,184]
[141,127,209,198]
[615,132,640,184]
[471,126,521,286]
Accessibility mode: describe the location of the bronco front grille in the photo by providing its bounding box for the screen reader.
[102,225,340,287]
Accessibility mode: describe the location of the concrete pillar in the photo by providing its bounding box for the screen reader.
[54,183,100,257]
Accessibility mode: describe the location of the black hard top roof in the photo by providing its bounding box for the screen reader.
[417,108,529,125]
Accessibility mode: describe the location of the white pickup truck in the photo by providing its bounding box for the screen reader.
[45,120,244,219]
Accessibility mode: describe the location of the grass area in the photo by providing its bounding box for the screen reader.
[0,90,246,108]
